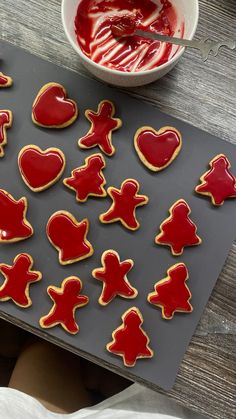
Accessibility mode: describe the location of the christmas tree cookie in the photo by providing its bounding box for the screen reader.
[78,100,122,156]
[155,199,202,256]
[63,153,106,202]
[0,189,33,243]
[0,254,42,308]
[46,211,94,265]
[92,250,138,305]
[107,307,153,367]
[40,277,89,334]
[100,179,148,231]
[0,110,12,157]
[195,154,236,206]
[147,263,193,320]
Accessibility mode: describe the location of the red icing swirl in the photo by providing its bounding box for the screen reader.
[47,211,93,264]
[148,263,193,319]
[195,154,236,206]
[0,254,41,307]
[0,190,33,242]
[75,0,184,72]
[155,199,201,256]
[18,146,65,191]
[92,250,137,305]
[0,73,12,87]
[107,307,153,367]
[40,277,89,334]
[100,179,148,230]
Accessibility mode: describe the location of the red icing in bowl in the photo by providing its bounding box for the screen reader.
[75,0,184,72]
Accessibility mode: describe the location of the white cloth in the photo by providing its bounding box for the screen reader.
[0,384,205,419]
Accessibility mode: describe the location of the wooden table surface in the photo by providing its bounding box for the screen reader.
[0,1,235,418]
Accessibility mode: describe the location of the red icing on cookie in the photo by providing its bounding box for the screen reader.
[0,190,33,242]
[0,72,12,87]
[0,254,42,307]
[78,100,122,156]
[107,307,153,367]
[195,154,236,206]
[92,250,137,305]
[134,126,182,172]
[100,179,148,230]
[46,211,94,265]
[32,83,78,128]
[155,199,201,256]
[18,145,65,192]
[148,263,193,320]
[40,277,89,334]
[0,110,12,157]
[63,153,106,202]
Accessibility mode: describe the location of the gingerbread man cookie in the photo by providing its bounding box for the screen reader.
[0,254,42,308]
[18,145,66,192]
[134,126,182,172]
[39,277,89,334]
[78,100,122,156]
[0,110,12,157]
[147,263,193,320]
[195,154,236,206]
[46,210,94,265]
[0,72,13,88]
[63,153,106,202]
[155,199,202,256]
[92,250,138,305]
[0,189,33,243]
[32,83,78,128]
[100,179,148,231]
[107,307,153,367]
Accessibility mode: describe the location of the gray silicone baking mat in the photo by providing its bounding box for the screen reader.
[0,41,236,391]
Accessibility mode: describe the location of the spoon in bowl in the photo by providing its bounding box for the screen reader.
[111,16,236,61]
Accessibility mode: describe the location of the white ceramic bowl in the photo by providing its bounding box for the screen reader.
[61,0,199,87]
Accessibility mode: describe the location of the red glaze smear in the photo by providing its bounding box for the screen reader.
[136,128,181,168]
[101,179,148,230]
[33,85,77,127]
[79,101,120,156]
[0,190,33,242]
[93,251,136,304]
[41,277,89,334]
[195,155,236,206]
[0,254,41,306]
[64,154,106,201]
[148,263,192,319]
[0,110,11,149]
[19,147,65,189]
[0,74,11,86]
[155,200,201,255]
[47,213,92,263]
[107,307,153,366]
[75,0,184,72]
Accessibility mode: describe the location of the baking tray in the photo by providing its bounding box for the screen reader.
[0,41,235,390]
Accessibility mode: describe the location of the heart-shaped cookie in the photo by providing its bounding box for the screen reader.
[134,126,182,172]
[32,83,78,128]
[18,145,66,192]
